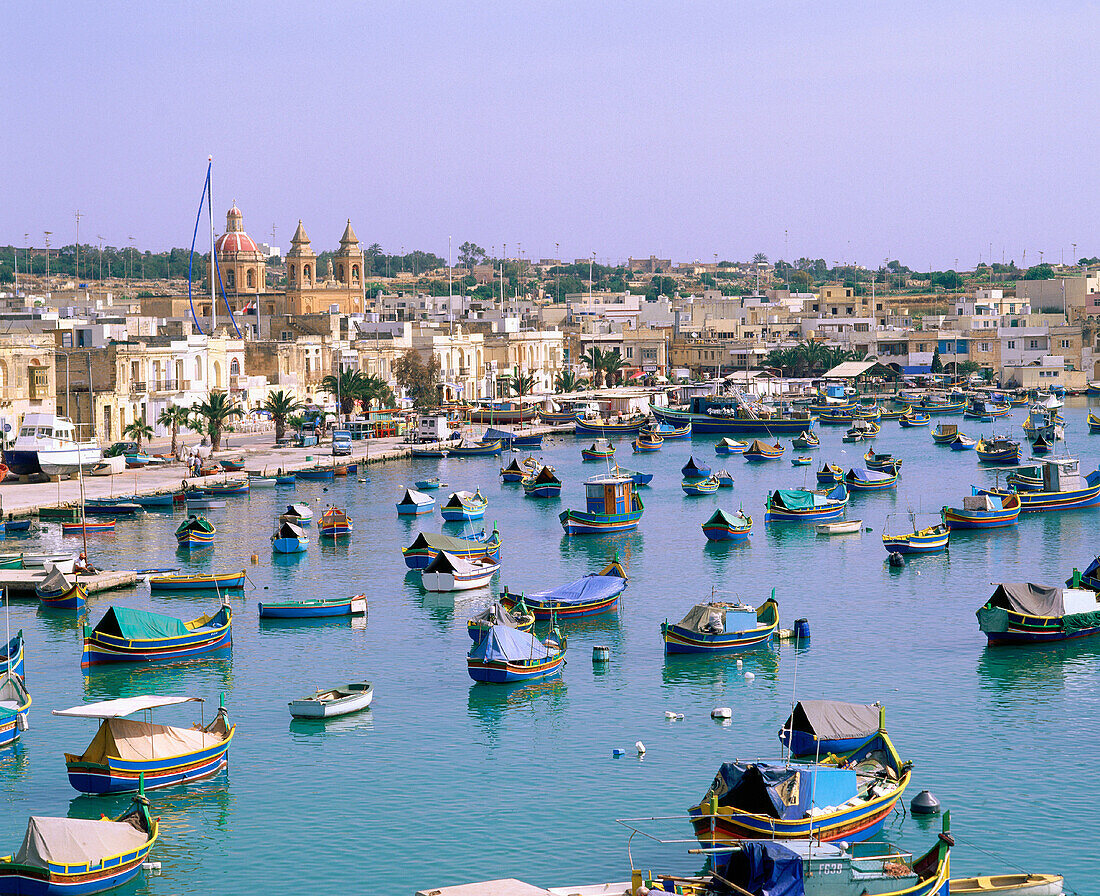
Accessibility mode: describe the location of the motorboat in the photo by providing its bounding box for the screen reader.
[3,414,101,478]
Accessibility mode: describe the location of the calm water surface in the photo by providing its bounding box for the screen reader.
[2,399,1099,895]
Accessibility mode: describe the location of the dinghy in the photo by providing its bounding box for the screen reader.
[289,681,373,718]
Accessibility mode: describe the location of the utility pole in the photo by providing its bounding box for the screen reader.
[43,231,52,296]
[555,241,560,305]
[75,210,83,283]
[97,236,104,281]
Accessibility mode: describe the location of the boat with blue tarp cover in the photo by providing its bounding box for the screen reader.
[0,787,158,895]
[976,458,1100,512]
[522,464,561,498]
[81,605,233,667]
[54,694,234,794]
[702,507,752,541]
[0,631,24,679]
[466,624,565,683]
[467,600,534,642]
[689,729,911,843]
[653,421,691,439]
[845,468,898,491]
[652,394,816,435]
[560,472,644,535]
[501,556,628,619]
[765,483,848,523]
[779,700,885,757]
[977,582,1100,644]
[943,492,1021,529]
[402,526,502,569]
[662,594,778,653]
[0,673,30,749]
[414,477,444,490]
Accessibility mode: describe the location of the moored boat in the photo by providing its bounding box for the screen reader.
[899,411,931,427]
[765,483,848,523]
[949,874,1063,896]
[0,631,24,678]
[500,457,535,482]
[791,430,819,449]
[715,469,735,487]
[581,439,616,461]
[523,464,562,498]
[615,466,653,487]
[318,505,353,537]
[175,514,216,549]
[259,594,367,618]
[652,395,816,435]
[421,551,499,591]
[501,556,628,619]
[280,502,313,524]
[978,581,1100,644]
[653,421,691,439]
[271,520,309,553]
[842,420,880,442]
[61,519,116,534]
[662,594,779,653]
[410,445,449,458]
[714,438,748,455]
[203,478,249,496]
[466,625,566,683]
[396,488,436,516]
[816,462,844,484]
[976,436,1021,465]
[682,474,720,495]
[778,700,885,757]
[149,570,245,590]
[467,600,534,642]
[950,432,976,450]
[816,518,862,535]
[976,458,1100,512]
[0,672,30,749]
[933,423,959,444]
[682,456,712,478]
[864,450,903,473]
[573,413,647,438]
[882,518,950,554]
[54,695,234,793]
[81,604,233,667]
[631,430,663,452]
[702,507,752,542]
[289,681,373,719]
[559,472,644,535]
[402,526,502,569]
[1088,411,1100,434]
[943,493,1021,529]
[1031,433,1052,455]
[133,492,179,509]
[35,565,87,611]
[449,438,503,457]
[414,477,445,490]
[743,439,785,461]
[440,489,488,521]
[845,467,898,491]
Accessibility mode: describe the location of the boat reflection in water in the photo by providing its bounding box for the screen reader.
[466,677,568,743]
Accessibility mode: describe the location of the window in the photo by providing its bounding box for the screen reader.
[281,330,292,342]
[980,343,990,352]
[230,358,240,378]
[1029,340,1039,350]
[61,332,72,348]
[29,366,47,399]
[1061,339,1070,348]
[1007,341,1015,349]
[246,269,254,288]
[226,270,235,289]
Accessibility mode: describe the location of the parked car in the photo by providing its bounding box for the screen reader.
[332,430,352,456]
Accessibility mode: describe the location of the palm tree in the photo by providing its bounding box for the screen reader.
[582,348,606,388]
[359,373,396,410]
[264,390,304,443]
[156,404,191,458]
[287,413,307,439]
[192,390,243,452]
[510,373,537,396]
[602,350,627,386]
[321,369,368,418]
[123,418,153,453]
[554,369,588,393]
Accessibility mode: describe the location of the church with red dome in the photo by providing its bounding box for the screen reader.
[215,205,266,295]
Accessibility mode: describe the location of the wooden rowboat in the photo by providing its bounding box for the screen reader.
[289,681,374,718]
[949,874,1063,896]
[816,519,862,535]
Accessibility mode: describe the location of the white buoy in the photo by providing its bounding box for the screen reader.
[711,707,732,719]
[635,740,646,755]
[745,671,755,682]
[736,658,743,669]
[664,711,685,721]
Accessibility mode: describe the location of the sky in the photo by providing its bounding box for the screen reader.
[2,1,1098,270]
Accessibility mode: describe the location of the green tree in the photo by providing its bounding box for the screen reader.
[360,373,396,410]
[394,350,441,411]
[458,241,487,268]
[510,373,537,396]
[931,348,943,373]
[192,390,243,452]
[1023,264,1055,280]
[582,348,606,388]
[123,418,153,453]
[156,404,192,458]
[602,350,627,385]
[264,390,305,443]
[322,369,368,418]
[554,369,588,392]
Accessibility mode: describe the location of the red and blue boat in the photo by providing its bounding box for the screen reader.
[402,526,502,569]
[466,625,565,683]
[81,605,232,667]
[55,695,234,794]
[258,594,367,618]
[662,594,778,653]
[743,439,785,462]
[35,567,87,611]
[449,438,503,457]
[652,396,815,435]
[581,439,616,461]
[976,459,1100,512]
[978,581,1100,644]
[764,483,848,523]
[899,411,931,427]
[702,507,752,542]
[942,492,1021,529]
[816,463,843,484]
[689,730,911,843]
[149,570,245,591]
[632,430,663,453]
[439,490,487,522]
[0,673,30,749]
[574,414,647,437]
[559,473,644,535]
[318,505,353,537]
[0,787,158,894]
[175,514,215,549]
[653,421,691,440]
[501,556,628,620]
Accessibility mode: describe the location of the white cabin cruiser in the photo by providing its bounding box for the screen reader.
[2,414,101,478]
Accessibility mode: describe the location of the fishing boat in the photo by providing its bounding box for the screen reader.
[573,412,647,437]
[689,729,911,843]
[0,556,22,570]
[863,452,902,475]
[878,403,913,420]
[715,469,735,487]
[977,582,1100,644]
[1022,407,1065,443]
[0,519,31,534]
[54,695,233,794]
[440,489,488,521]
[653,421,691,440]
[1069,557,1100,591]
[682,456,713,478]
[791,456,812,466]
[0,788,157,894]
[0,667,29,750]
[402,526,502,569]
[421,551,500,592]
[845,467,898,490]
[500,457,533,481]
[175,514,216,549]
[816,463,844,484]
[816,518,862,535]
[791,430,819,449]
[318,505,353,537]
[943,493,1021,529]
[743,439,785,461]
[396,488,436,515]
[522,465,562,498]
[539,406,579,426]
[714,438,748,455]
[932,423,959,445]
[220,458,245,471]
[280,502,313,525]
[35,565,87,611]
[274,473,297,484]
[651,394,816,435]
[559,472,644,535]
[449,438,503,457]
[581,439,616,461]
[1031,433,1052,455]
[1088,411,1100,434]
[2,413,101,478]
[502,556,628,619]
[466,625,566,683]
[81,604,233,667]
[976,436,1021,465]
[964,397,1009,420]
[19,553,75,571]
[133,493,178,509]
[631,430,663,453]
[185,495,225,510]
[295,467,335,481]
[682,474,720,495]
[950,874,1064,896]
[247,475,276,487]
[289,681,373,719]
[778,700,885,757]
[85,499,140,516]
[615,467,653,487]
[467,600,534,642]
[0,631,23,679]
[765,483,849,523]
[410,445,449,458]
[842,420,880,442]
[203,479,249,496]
[414,477,445,490]
[662,593,778,654]
[919,393,966,413]
[61,519,115,534]
[899,411,931,427]
[271,520,309,553]
[818,409,856,425]
[882,519,950,554]
[1008,466,1044,491]
[950,432,976,451]
[259,594,366,618]
[702,507,753,542]
[149,570,245,590]
[976,459,1100,512]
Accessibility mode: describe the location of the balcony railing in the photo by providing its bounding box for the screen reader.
[130,381,147,395]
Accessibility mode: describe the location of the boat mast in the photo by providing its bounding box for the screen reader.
[208,156,217,331]
[77,453,88,566]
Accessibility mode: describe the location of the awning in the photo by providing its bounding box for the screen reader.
[53,696,204,719]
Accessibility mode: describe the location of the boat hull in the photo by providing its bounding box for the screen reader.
[402,534,501,570]
[703,524,751,542]
[883,534,949,554]
[149,573,245,590]
[559,509,643,535]
[259,596,366,618]
[65,736,232,794]
[296,469,335,481]
[421,568,497,591]
[504,589,621,619]
[662,622,775,653]
[81,619,232,667]
[272,537,309,553]
[943,507,1021,529]
[289,691,373,718]
[574,419,645,437]
[467,653,565,683]
[37,582,87,611]
[652,406,814,435]
[765,504,845,523]
[978,479,1100,513]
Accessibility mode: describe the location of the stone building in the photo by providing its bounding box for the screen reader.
[285,220,366,315]
[0,334,56,443]
[216,205,267,296]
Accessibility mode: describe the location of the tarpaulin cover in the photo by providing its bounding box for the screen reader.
[407,531,487,552]
[468,625,553,663]
[277,521,306,539]
[483,427,517,443]
[14,815,147,867]
[39,566,74,595]
[78,718,222,763]
[470,602,526,629]
[770,490,816,510]
[423,551,489,576]
[846,468,892,483]
[986,583,1064,617]
[676,603,756,634]
[783,700,880,741]
[1062,610,1100,635]
[526,574,627,607]
[708,762,813,819]
[399,489,433,505]
[92,607,190,640]
[712,842,805,896]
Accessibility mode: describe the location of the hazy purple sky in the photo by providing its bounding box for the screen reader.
[4,2,1097,269]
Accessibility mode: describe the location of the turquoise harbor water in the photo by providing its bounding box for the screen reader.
[2,399,1100,895]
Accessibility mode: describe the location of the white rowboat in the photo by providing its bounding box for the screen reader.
[815,519,862,535]
[289,681,374,719]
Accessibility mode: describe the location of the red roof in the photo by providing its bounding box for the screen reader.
[216,232,260,255]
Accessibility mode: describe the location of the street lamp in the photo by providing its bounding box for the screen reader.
[43,231,52,295]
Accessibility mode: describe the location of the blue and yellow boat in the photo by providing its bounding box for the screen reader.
[976,458,1100,512]
[560,472,644,535]
[651,396,815,435]
[978,581,1100,645]
[175,514,215,549]
[1089,411,1100,433]
[682,474,720,495]
[632,430,663,453]
[35,568,87,611]
[882,520,949,554]
[440,490,487,521]
[899,411,930,427]
[402,526,502,569]
[450,438,503,457]
[295,467,335,481]
[0,673,30,749]
[765,483,848,523]
[943,492,1021,529]
[502,557,628,620]
[743,439,785,462]
[318,505,353,537]
[0,631,23,679]
[816,463,843,484]
[466,625,565,683]
[662,594,778,653]
[0,787,158,894]
[845,467,898,491]
[581,439,616,461]
[791,430,819,449]
[574,414,647,437]
[682,456,712,478]
[714,438,748,455]
[259,594,366,618]
[81,605,232,668]
[203,478,249,496]
[653,421,691,440]
[467,600,534,643]
[779,700,886,758]
[702,507,752,542]
[149,570,246,591]
[975,436,1021,465]
[522,465,561,498]
[864,450,902,473]
[55,695,234,794]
